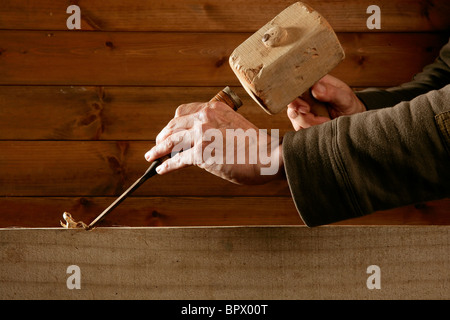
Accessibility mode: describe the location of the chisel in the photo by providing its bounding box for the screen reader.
[85,87,242,230]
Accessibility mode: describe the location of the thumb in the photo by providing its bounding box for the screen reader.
[287,98,310,131]
[310,78,352,109]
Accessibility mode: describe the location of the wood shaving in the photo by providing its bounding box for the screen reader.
[60,212,88,229]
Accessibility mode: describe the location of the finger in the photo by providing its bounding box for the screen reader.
[174,102,205,118]
[287,98,313,131]
[286,109,303,131]
[288,97,310,114]
[311,75,353,107]
[290,112,330,130]
[315,83,353,109]
[316,74,346,88]
[287,116,302,131]
[156,148,196,175]
[299,112,330,127]
[156,113,199,144]
[310,81,327,101]
[145,129,194,162]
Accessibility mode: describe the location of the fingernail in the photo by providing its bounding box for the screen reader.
[156,165,163,174]
[287,107,298,118]
[312,82,325,97]
[145,150,152,161]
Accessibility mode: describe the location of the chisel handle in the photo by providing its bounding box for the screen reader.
[210,86,243,111]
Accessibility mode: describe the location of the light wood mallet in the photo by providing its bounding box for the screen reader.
[229,1,345,116]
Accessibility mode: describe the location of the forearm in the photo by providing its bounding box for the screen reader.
[283,85,450,226]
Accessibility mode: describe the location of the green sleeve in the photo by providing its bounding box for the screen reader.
[282,85,450,227]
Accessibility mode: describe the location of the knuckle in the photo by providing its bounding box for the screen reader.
[209,100,230,112]
[155,131,165,144]
[198,102,221,121]
[175,104,188,117]
[174,155,184,166]
[208,101,221,109]
[167,118,176,129]
[165,137,174,149]
[197,109,210,122]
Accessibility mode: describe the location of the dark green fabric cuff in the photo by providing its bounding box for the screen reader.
[282,124,362,227]
[355,89,395,110]
[355,87,428,111]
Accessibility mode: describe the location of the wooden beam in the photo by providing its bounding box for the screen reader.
[1,197,449,228]
[0,85,388,141]
[1,0,449,32]
[0,32,446,87]
[0,86,293,140]
[0,226,448,299]
[0,196,302,228]
[0,141,291,197]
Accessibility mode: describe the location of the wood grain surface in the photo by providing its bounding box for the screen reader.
[0,197,449,228]
[1,0,449,32]
[0,86,292,140]
[0,32,447,86]
[0,0,449,228]
[0,141,291,197]
[0,226,448,299]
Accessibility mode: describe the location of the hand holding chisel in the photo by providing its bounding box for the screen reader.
[82,87,242,230]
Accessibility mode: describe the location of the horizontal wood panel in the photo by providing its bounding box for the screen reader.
[1,226,449,299]
[0,86,293,140]
[0,141,291,197]
[1,0,449,32]
[0,197,449,228]
[1,0,449,231]
[0,31,447,87]
[0,196,301,228]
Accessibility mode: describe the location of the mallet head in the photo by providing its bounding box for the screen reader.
[229,2,345,115]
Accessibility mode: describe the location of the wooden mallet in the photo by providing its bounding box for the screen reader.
[229,1,344,116]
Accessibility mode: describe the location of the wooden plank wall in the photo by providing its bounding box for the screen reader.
[0,0,449,228]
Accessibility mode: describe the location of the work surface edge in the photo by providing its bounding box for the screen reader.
[0,224,449,230]
[1,226,448,300]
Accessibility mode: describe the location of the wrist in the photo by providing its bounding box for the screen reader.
[356,97,367,113]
